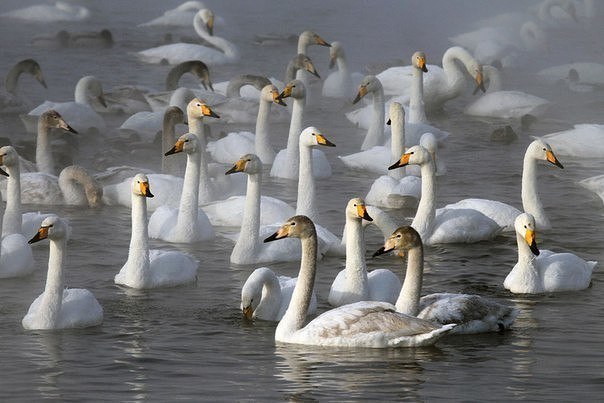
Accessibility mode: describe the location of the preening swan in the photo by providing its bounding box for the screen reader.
[1,59,47,113]
[241,267,317,321]
[1,2,91,22]
[504,213,596,294]
[139,1,207,27]
[328,198,401,307]
[115,174,198,289]
[374,226,518,334]
[322,41,363,99]
[22,215,103,330]
[264,215,455,347]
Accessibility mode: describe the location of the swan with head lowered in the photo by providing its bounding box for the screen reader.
[322,41,363,99]
[264,215,455,347]
[138,1,208,27]
[1,59,47,114]
[115,174,198,289]
[505,213,596,294]
[22,215,103,330]
[138,9,239,65]
[374,226,518,334]
[1,2,91,22]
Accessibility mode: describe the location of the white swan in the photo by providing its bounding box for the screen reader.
[24,76,106,134]
[328,198,401,307]
[270,80,332,180]
[537,62,604,86]
[22,215,103,330]
[1,2,91,22]
[504,212,596,294]
[540,124,604,158]
[579,174,604,205]
[115,174,198,289]
[138,9,240,65]
[365,102,421,209]
[322,41,363,99]
[295,31,331,104]
[241,267,317,321]
[139,1,206,27]
[390,145,502,244]
[374,226,518,334]
[1,59,47,113]
[148,133,215,243]
[264,215,455,347]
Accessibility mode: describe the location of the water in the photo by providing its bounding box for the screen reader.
[1,0,604,400]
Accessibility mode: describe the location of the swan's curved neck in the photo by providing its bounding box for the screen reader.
[253,269,282,319]
[409,66,427,124]
[58,166,101,205]
[74,78,92,105]
[412,158,436,239]
[296,144,318,222]
[284,59,301,83]
[368,208,398,239]
[226,76,269,98]
[36,119,55,175]
[344,217,369,298]
[5,62,28,95]
[177,150,201,232]
[521,155,549,229]
[39,237,66,328]
[389,113,406,180]
[126,193,151,284]
[441,47,475,101]
[193,15,240,60]
[189,117,214,202]
[165,63,193,91]
[162,117,181,175]
[255,98,275,163]
[232,172,261,259]
[3,162,22,236]
[362,88,385,150]
[283,97,304,177]
[395,245,423,315]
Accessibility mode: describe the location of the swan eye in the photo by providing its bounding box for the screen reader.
[397,234,402,238]
[543,148,546,151]
[524,225,527,228]
[196,103,201,107]
[290,222,296,226]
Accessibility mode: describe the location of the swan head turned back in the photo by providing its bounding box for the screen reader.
[261,84,287,106]
[40,109,78,133]
[78,76,107,108]
[373,226,422,257]
[389,144,430,170]
[197,9,215,35]
[527,139,564,169]
[412,51,428,72]
[328,41,345,69]
[225,153,261,176]
[346,197,373,222]
[353,75,381,104]
[299,126,336,148]
[131,173,154,198]
[186,98,220,120]
[28,215,67,244]
[277,79,306,102]
[264,215,316,242]
[165,132,200,156]
[514,213,540,256]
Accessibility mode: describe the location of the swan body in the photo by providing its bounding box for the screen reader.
[1,59,47,113]
[1,2,90,22]
[115,174,197,289]
[537,63,604,86]
[541,124,604,158]
[139,1,207,27]
[504,213,596,294]
[241,267,317,321]
[22,215,103,330]
[322,41,363,99]
[265,215,455,347]
[579,174,604,204]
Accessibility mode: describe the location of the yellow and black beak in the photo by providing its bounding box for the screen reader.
[357,204,373,222]
[316,133,336,147]
[140,181,154,198]
[225,158,247,175]
[352,85,367,104]
[372,236,397,257]
[305,61,320,78]
[59,118,78,134]
[29,226,49,244]
[418,56,428,73]
[314,34,331,47]
[474,69,486,94]
[388,152,411,170]
[165,139,185,156]
[242,305,253,320]
[272,89,287,106]
[525,229,540,256]
[206,15,214,35]
[278,84,293,101]
[264,225,290,242]
[201,104,220,119]
[546,150,564,169]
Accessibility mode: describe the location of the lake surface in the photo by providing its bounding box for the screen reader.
[0,0,603,400]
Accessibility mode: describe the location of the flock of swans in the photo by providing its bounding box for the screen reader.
[0,0,602,349]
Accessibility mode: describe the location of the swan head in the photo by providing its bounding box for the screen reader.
[165,132,199,156]
[389,145,430,170]
[186,98,220,120]
[15,58,47,90]
[40,109,78,134]
[225,153,261,175]
[164,106,186,126]
[328,41,345,69]
[131,173,154,198]
[299,126,336,148]
[240,268,270,320]
[261,84,286,106]
[291,54,321,79]
[387,101,405,126]
[527,139,564,169]
[514,213,540,256]
[264,215,316,242]
[277,80,306,102]
[373,226,422,258]
[346,197,373,222]
[198,9,215,35]
[419,133,438,168]
[79,76,107,108]
[299,31,331,48]
[412,51,428,73]
[352,75,381,104]
[0,145,18,173]
[187,60,213,91]
[28,215,68,244]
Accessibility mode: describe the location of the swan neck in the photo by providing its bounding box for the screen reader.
[177,150,201,230]
[3,163,22,236]
[36,118,55,175]
[254,271,282,319]
[74,79,91,105]
[165,63,189,91]
[162,118,179,175]
[296,144,318,222]
[412,159,436,239]
[127,192,150,281]
[409,66,427,123]
[395,245,423,315]
[389,113,406,180]
[193,15,239,59]
[40,237,66,328]
[5,63,25,95]
[442,47,474,99]
[235,173,261,253]
[255,98,274,163]
[344,217,369,291]
[362,88,385,150]
[189,118,214,201]
[521,154,548,228]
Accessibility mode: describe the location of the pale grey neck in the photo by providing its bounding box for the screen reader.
[234,173,261,255]
[165,63,194,91]
[284,97,304,176]
[409,66,427,124]
[40,237,66,328]
[395,245,423,315]
[389,113,406,180]
[177,150,201,231]
[254,270,282,319]
[193,15,240,60]
[296,145,318,222]
[412,158,436,239]
[255,98,274,163]
[36,119,55,175]
[521,155,548,228]
[362,89,385,150]
[3,162,22,236]
[226,75,270,98]
[127,193,150,282]
[336,56,350,77]
[344,217,369,292]
[74,78,92,105]
[284,59,300,83]
[442,47,473,101]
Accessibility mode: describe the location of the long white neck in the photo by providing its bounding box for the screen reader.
[189,117,214,202]
[521,155,549,229]
[176,150,201,233]
[255,98,275,164]
[162,117,181,176]
[36,119,55,175]
[39,237,66,329]
[409,66,427,124]
[336,56,351,82]
[232,172,261,261]
[3,162,22,236]
[126,193,151,285]
[275,231,317,340]
[296,144,318,222]
[193,15,240,60]
[513,231,541,291]
[411,158,436,240]
[343,217,369,299]
[389,112,406,180]
[284,97,305,178]
[395,245,423,315]
[362,88,385,150]
[252,268,282,320]
[441,47,475,102]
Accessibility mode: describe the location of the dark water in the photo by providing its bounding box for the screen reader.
[0,0,604,400]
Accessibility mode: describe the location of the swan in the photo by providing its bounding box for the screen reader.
[22,215,103,330]
[241,267,317,321]
[444,139,564,231]
[24,76,106,135]
[148,133,215,243]
[139,1,208,27]
[1,2,91,22]
[115,174,198,289]
[161,106,186,176]
[30,109,77,175]
[504,212,596,294]
[264,215,455,347]
[374,226,518,334]
[390,145,502,244]
[365,102,421,209]
[328,198,401,307]
[295,31,331,104]
[464,65,550,119]
[540,124,604,159]
[1,59,47,114]
[537,62,604,86]
[579,174,604,205]
[536,0,578,26]
[138,9,240,65]
[207,84,286,164]
[269,80,332,180]
[322,41,363,99]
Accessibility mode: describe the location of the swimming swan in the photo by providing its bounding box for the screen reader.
[1,59,47,113]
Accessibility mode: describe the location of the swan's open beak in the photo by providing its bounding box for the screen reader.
[316,133,336,147]
[546,150,564,169]
[474,70,486,94]
[418,56,428,73]
[314,34,330,47]
[525,229,540,256]
[388,152,411,170]
[264,225,289,242]
[305,61,320,79]
[242,305,253,320]
[277,84,293,101]
[59,118,78,134]
[98,93,107,108]
[352,85,367,104]
[165,139,184,156]
[29,226,49,244]
[357,204,373,221]
[272,89,287,106]
[225,158,246,175]
[201,104,220,119]
[140,181,154,198]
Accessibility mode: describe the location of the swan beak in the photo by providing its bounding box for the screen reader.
[201,104,220,119]
[546,150,564,169]
[278,85,293,100]
[98,93,107,108]
[225,158,246,175]
[140,181,154,198]
[329,55,336,70]
[264,225,289,242]
[272,89,287,106]
[474,70,486,94]
[357,204,373,221]
[525,229,540,256]
[352,85,367,104]
[388,152,411,170]
[29,226,49,244]
[59,118,78,134]
[35,71,47,89]
[373,236,397,257]
[242,305,253,320]
[316,134,336,147]
[165,139,184,156]
[0,166,8,177]
[418,56,428,73]
[305,61,320,79]
[201,78,214,92]
[314,34,331,47]
[206,15,214,36]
